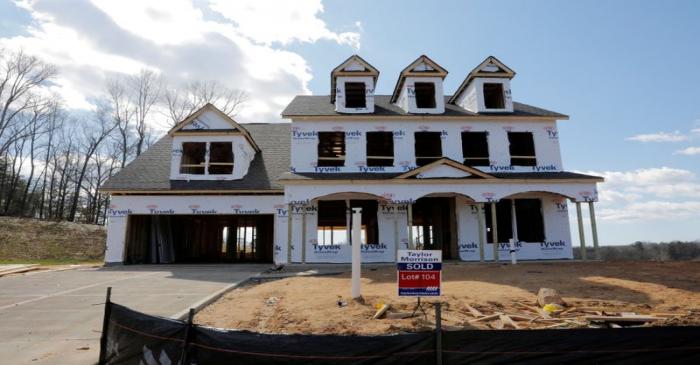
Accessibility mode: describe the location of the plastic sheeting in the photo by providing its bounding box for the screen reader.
[101,301,700,365]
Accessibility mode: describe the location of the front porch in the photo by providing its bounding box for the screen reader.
[281,183,602,264]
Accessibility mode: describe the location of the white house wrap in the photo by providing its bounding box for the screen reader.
[101,55,602,265]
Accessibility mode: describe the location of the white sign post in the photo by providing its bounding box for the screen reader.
[351,208,362,299]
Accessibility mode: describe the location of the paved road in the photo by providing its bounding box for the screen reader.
[0,264,266,364]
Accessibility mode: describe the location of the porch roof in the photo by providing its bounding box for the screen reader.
[278,171,603,182]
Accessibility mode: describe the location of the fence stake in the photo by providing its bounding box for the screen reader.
[98,287,112,365]
[435,302,443,365]
[180,308,195,365]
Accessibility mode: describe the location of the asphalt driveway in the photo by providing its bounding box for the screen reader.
[0,264,266,364]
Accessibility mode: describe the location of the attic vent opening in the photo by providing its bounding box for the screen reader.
[414,131,442,166]
[344,82,366,108]
[414,82,436,109]
[366,131,394,167]
[483,83,505,109]
[180,142,206,174]
[317,131,346,167]
[461,132,490,166]
[508,132,536,166]
[209,142,234,174]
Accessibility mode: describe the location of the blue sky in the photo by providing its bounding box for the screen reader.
[1,0,699,244]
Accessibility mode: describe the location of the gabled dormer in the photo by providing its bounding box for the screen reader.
[391,55,448,114]
[168,103,259,181]
[331,55,379,114]
[449,56,515,113]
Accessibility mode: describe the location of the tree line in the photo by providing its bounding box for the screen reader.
[0,49,247,225]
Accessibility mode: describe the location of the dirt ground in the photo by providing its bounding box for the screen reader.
[0,217,105,263]
[195,261,700,334]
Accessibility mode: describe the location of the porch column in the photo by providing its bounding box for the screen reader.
[346,199,351,247]
[301,204,307,264]
[407,203,414,249]
[588,201,600,260]
[490,202,499,262]
[575,201,587,261]
[476,203,486,262]
[287,204,293,263]
[393,205,400,260]
[510,200,519,243]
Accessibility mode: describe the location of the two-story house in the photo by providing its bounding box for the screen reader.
[101,55,603,265]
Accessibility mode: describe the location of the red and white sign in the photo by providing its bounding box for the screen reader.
[397,250,441,296]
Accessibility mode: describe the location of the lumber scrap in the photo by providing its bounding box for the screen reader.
[464,303,484,317]
[585,314,663,323]
[468,313,501,323]
[499,314,520,329]
[372,304,391,319]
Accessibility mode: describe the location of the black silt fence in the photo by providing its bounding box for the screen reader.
[100,296,700,364]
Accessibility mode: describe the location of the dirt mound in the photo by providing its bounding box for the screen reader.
[195,262,700,335]
[0,217,106,263]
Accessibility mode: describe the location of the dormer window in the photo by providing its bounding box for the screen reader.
[344,82,366,108]
[414,82,436,109]
[318,132,345,167]
[180,141,235,175]
[483,83,505,109]
[208,142,234,174]
[180,142,206,174]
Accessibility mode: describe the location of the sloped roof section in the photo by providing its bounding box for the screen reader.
[168,103,260,152]
[102,123,290,192]
[282,95,568,119]
[330,55,380,103]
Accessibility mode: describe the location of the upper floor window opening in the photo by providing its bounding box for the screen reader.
[180,142,206,174]
[414,82,437,109]
[180,141,234,175]
[483,83,505,109]
[317,132,346,167]
[461,131,490,166]
[414,131,442,166]
[508,132,536,166]
[344,82,366,108]
[366,131,394,167]
[208,142,234,174]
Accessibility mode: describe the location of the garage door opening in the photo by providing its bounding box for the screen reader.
[124,215,274,264]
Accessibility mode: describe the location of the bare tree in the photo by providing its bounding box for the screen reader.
[0,49,57,157]
[130,70,162,156]
[163,80,248,127]
[67,107,117,221]
[106,78,134,168]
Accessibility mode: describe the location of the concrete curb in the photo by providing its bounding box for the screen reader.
[172,277,255,321]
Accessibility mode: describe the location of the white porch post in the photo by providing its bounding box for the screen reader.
[576,201,587,261]
[407,203,414,249]
[588,201,600,260]
[510,199,518,243]
[393,205,400,260]
[287,203,293,263]
[490,202,499,262]
[476,203,486,262]
[301,204,307,264]
[346,199,351,246]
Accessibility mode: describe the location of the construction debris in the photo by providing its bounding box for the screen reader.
[537,288,566,307]
[372,304,391,319]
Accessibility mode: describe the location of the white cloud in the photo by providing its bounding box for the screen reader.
[579,167,700,222]
[674,147,700,155]
[0,0,360,126]
[625,131,689,142]
[208,0,361,49]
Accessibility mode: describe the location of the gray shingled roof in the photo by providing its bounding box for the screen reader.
[102,123,290,192]
[281,95,568,118]
[278,171,602,181]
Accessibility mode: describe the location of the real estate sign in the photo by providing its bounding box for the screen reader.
[397,250,442,296]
